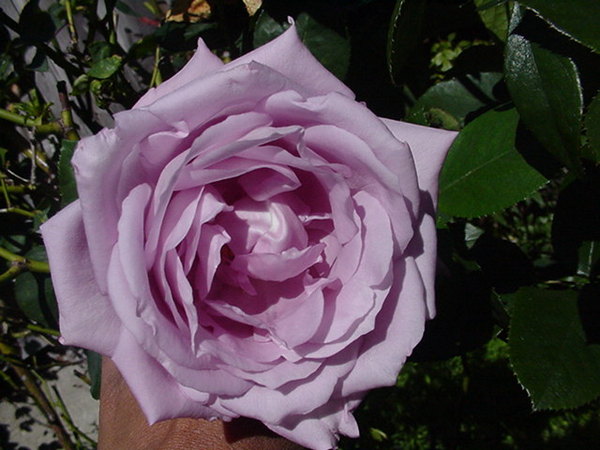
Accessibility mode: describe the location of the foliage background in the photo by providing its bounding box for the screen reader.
[0,0,599,448]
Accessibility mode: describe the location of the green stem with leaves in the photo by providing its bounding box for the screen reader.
[64,0,78,45]
[0,247,50,273]
[0,265,24,284]
[0,108,63,135]
[150,45,163,88]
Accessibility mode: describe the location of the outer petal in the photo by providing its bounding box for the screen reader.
[381,119,456,317]
[112,327,231,423]
[134,39,224,108]
[408,192,439,318]
[381,118,457,202]
[219,344,358,425]
[266,397,360,450]
[72,110,170,292]
[230,25,354,99]
[340,258,427,395]
[40,201,120,355]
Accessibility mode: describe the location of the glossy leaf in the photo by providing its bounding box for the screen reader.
[386,0,426,85]
[0,54,12,81]
[505,33,583,173]
[115,0,140,16]
[474,0,512,41]
[89,42,113,62]
[253,10,287,48]
[407,72,502,127]
[88,55,122,79]
[58,140,78,206]
[14,247,58,329]
[86,350,102,399]
[584,92,600,162]
[518,0,600,53]
[507,287,600,410]
[577,241,600,279]
[438,108,547,218]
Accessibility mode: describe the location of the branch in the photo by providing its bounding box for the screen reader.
[0,246,50,273]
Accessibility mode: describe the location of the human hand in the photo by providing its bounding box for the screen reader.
[98,358,305,450]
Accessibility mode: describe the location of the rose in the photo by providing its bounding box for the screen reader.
[41,25,456,450]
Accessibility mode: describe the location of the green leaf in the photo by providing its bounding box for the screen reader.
[0,147,7,166]
[295,13,350,80]
[474,0,512,41]
[0,53,13,81]
[505,32,583,174]
[438,108,547,218]
[507,287,600,410]
[58,140,78,206]
[386,0,427,85]
[577,241,600,279]
[182,22,216,41]
[407,72,502,127]
[89,42,113,62]
[86,350,102,400]
[115,0,140,16]
[88,55,122,79]
[71,74,90,96]
[584,92,600,162]
[369,427,389,442]
[518,0,600,53]
[464,223,484,250]
[14,247,58,329]
[253,10,288,48]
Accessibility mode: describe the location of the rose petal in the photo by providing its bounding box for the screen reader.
[194,223,231,298]
[181,187,231,273]
[112,327,230,423]
[381,118,457,201]
[267,397,361,450]
[229,25,354,99]
[40,201,120,355]
[72,111,166,292]
[217,197,308,255]
[382,119,456,318]
[237,167,301,201]
[231,244,325,282]
[144,112,275,262]
[219,344,357,424]
[340,257,427,395]
[264,90,421,250]
[146,62,304,129]
[296,191,393,354]
[408,192,439,318]
[134,39,224,109]
[222,357,322,390]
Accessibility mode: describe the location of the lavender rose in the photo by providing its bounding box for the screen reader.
[41,25,456,450]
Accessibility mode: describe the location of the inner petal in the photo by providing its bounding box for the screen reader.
[217,197,309,255]
[230,243,326,282]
